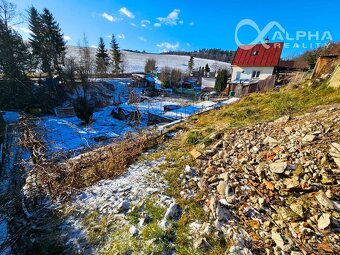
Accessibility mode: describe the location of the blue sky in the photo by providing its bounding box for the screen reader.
[11,0,340,58]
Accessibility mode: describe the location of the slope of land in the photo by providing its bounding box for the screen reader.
[56,75,340,254]
[8,65,340,254]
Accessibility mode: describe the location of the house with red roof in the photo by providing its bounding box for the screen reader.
[231,41,284,84]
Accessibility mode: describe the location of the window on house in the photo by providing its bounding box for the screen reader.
[251,51,258,56]
[252,70,261,78]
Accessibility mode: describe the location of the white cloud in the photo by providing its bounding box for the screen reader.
[179,20,184,25]
[189,21,194,26]
[141,19,151,24]
[141,19,151,28]
[131,23,137,27]
[157,9,181,26]
[154,23,161,27]
[102,12,116,22]
[106,35,112,39]
[64,35,72,41]
[117,34,125,39]
[139,36,147,42]
[186,42,191,47]
[156,42,180,51]
[119,7,135,18]
[90,45,97,48]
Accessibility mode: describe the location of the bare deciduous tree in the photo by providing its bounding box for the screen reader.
[0,0,16,31]
[119,53,128,76]
[78,33,94,98]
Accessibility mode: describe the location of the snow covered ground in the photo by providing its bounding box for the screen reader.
[66,46,231,73]
[36,79,239,156]
[62,153,172,253]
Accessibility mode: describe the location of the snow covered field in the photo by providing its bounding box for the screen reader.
[36,79,238,156]
[66,46,231,73]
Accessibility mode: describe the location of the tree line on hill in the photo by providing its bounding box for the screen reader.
[161,48,235,63]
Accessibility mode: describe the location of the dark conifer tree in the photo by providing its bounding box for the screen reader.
[205,63,210,76]
[214,69,229,91]
[188,56,194,74]
[0,0,32,109]
[29,7,66,77]
[110,35,121,74]
[40,8,66,76]
[96,37,110,74]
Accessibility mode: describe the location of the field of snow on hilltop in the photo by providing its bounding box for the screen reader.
[66,46,231,73]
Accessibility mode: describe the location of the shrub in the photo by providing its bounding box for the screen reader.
[73,97,94,124]
[185,131,201,145]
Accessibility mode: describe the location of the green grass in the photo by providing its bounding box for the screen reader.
[194,82,340,134]
[185,131,203,145]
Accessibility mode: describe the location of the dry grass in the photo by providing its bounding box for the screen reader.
[191,82,340,138]
[21,126,160,198]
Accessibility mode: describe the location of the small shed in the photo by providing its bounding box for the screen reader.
[311,55,339,79]
[132,74,156,89]
[111,105,141,121]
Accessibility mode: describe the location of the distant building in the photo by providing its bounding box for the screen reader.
[230,41,284,96]
[231,42,284,83]
[132,73,156,89]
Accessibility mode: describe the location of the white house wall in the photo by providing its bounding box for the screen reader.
[231,66,274,81]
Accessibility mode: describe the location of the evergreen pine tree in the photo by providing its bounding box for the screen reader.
[40,8,66,76]
[205,63,210,76]
[0,19,31,80]
[188,56,194,74]
[0,0,32,108]
[214,69,229,91]
[96,37,110,74]
[28,6,43,69]
[29,7,65,77]
[110,34,121,74]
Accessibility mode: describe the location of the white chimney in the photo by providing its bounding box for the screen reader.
[264,36,269,44]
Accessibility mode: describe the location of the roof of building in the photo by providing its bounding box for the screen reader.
[232,42,284,67]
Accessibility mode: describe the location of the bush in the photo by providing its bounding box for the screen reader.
[215,69,229,91]
[73,97,94,124]
[185,131,202,145]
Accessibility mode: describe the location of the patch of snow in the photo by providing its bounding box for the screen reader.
[62,156,169,252]
[1,111,19,123]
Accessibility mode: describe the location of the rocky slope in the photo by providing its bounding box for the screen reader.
[59,104,340,255]
[180,105,340,254]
